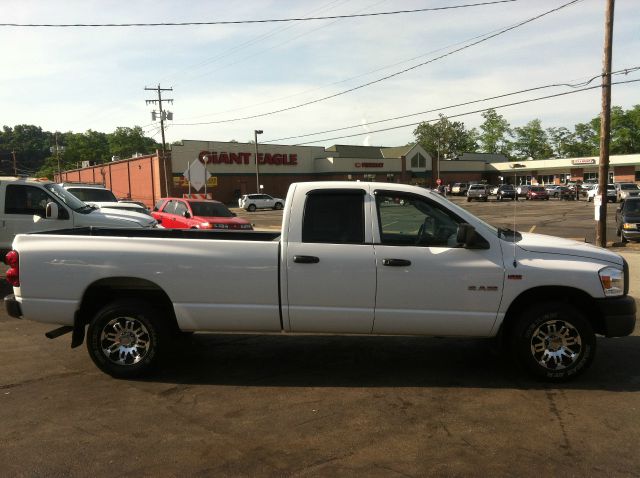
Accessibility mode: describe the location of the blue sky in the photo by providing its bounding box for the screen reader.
[1,0,638,148]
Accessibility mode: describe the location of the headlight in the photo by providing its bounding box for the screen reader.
[623,223,637,230]
[599,267,624,297]
[196,222,212,229]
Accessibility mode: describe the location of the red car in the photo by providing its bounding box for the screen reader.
[152,198,253,230]
[526,186,550,200]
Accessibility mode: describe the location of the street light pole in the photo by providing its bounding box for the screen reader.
[254,129,263,193]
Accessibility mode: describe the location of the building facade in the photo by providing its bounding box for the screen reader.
[58,139,640,206]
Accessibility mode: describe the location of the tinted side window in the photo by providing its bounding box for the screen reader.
[302,192,364,244]
[162,200,177,214]
[174,202,188,216]
[5,185,51,217]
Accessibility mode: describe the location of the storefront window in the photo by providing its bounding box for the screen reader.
[363,174,376,181]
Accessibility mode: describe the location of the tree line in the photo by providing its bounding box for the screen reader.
[413,105,640,161]
[0,125,159,179]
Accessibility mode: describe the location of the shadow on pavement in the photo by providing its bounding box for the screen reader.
[141,333,640,391]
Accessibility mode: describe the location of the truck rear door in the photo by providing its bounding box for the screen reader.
[283,187,376,333]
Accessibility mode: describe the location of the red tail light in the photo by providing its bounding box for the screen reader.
[4,250,19,287]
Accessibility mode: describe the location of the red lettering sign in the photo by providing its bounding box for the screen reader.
[199,150,299,166]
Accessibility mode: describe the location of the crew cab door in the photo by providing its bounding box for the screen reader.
[0,183,72,248]
[372,190,505,337]
[284,187,376,333]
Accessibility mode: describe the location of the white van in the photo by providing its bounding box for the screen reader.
[0,177,157,249]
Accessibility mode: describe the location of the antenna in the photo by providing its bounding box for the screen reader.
[510,163,527,267]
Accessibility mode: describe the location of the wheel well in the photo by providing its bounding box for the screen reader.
[77,277,179,332]
[500,286,606,338]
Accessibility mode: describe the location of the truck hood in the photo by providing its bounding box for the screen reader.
[82,207,157,228]
[515,232,622,266]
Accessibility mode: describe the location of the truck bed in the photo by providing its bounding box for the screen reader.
[33,227,282,242]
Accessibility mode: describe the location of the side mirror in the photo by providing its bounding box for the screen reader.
[456,223,489,249]
[45,202,59,219]
[183,211,192,219]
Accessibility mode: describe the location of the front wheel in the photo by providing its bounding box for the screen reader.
[86,300,170,378]
[509,302,595,382]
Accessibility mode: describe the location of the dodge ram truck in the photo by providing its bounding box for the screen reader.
[4,181,637,381]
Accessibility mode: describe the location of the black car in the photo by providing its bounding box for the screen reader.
[496,184,517,201]
[615,197,640,242]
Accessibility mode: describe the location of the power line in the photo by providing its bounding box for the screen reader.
[263,67,640,143]
[1,1,517,27]
[288,78,640,145]
[172,0,582,127]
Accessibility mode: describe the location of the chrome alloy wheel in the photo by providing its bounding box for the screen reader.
[530,319,582,370]
[100,317,151,366]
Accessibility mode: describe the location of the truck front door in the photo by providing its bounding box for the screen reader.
[284,188,376,334]
[372,190,505,337]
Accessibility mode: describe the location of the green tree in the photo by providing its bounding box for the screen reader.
[546,126,572,158]
[0,124,51,175]
[108,126,158,159]
[478,108,512,156]
[63,130,110,167]
[413,114,478,159]
[564,121,598,157]
[512,119,553,160]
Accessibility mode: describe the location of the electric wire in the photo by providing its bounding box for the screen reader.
[263,66,640,143]
[1,1,517,27]
[172,0,583,127]
[287,78,640,145]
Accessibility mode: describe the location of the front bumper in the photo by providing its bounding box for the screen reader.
[4,294,22,319]
[595,295,637,337]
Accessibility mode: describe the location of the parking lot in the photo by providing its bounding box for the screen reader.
[1,194,639,477]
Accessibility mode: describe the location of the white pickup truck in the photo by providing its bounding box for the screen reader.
[4,181,636,381]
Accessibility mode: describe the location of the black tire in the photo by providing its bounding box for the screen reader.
[86,299,171,378]
[466,197,471,202]
[509,302,595,382]
[483,197,488,202]
[273,202,284,210]
[247,204,257,212]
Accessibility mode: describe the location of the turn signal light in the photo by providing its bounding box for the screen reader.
[4,250,19,268]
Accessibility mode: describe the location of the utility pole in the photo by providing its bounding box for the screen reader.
[11,150,16,176]
[145,84,173,196]
[596,0,614,248]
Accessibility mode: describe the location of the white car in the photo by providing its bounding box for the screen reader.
[615,183,640,202]
[587,184,617,202]
[62,183,150,215]
[238,193,285,212]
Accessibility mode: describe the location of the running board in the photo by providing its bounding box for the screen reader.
[45,326,73,340]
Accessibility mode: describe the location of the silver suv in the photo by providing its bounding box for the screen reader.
[466,184,490,202]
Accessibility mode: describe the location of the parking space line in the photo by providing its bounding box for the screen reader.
[529,225,536,233]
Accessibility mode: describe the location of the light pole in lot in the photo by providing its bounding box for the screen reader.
[254,129,263,193]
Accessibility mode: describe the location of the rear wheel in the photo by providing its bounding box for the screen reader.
[273,202,283,210]
[247,204,257,212]
[466,197,471,202]
[86,300,170,378]
[509,301,595,382]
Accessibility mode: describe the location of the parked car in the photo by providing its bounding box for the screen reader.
[152,198,253,230]
[0,177,157,249]
[238,193,284,212]
[6,181,636,382]
[546,185,573,199]
[587,184,617,202]
[466,184,490,202]
[615,197,640,242]
[526,186,549,200]
[62,183,150,215]
[451,183,469,196]
[615,182,640,202]
[496,184,517,201]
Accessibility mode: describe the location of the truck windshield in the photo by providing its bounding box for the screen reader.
[43,183,90,211]
[68,187,118,202]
